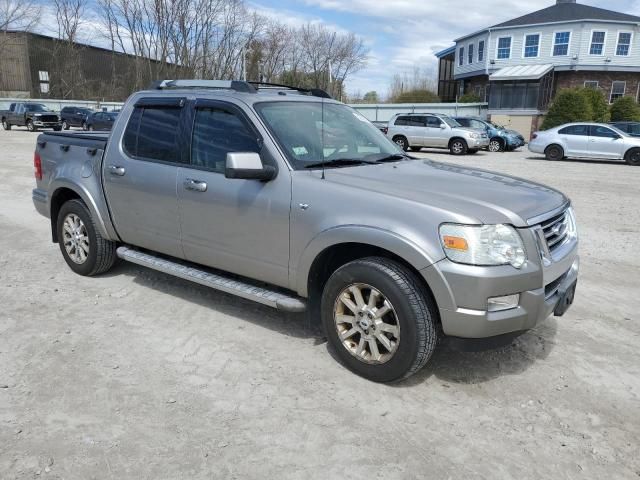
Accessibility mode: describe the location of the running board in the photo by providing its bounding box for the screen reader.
[116,247,307,312]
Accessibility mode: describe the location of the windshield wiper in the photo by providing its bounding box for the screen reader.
[365,153,410,163]
[304,158,377,169]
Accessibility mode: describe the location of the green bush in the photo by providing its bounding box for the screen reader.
[392,89,440,103]
[542,88,593,130]
[579,87,610,122]
[458,93,483,103]
[610,96,640,121]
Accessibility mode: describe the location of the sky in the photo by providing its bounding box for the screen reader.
[37,0,640,98]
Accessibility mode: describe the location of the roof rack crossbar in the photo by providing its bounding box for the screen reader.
[148,79,332,99]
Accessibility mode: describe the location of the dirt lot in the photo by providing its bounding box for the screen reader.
[1,128,639,479]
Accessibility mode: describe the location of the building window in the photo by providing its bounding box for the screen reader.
[589,31,606,55]
[459,47,464,66]
[553,31,571,56]
[610,81,626,102]
[524,34,540,58]
[478,40,485,62]
[584,81,599,89]
[39,83,49,93]
[497,37,511,59]
[38,71,49,82]
[468,44,474,64]
[616,32,632,56]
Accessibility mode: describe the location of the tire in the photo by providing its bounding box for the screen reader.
[82,122,87,131]
[26,120,36,132]
[488,138,504,153]
[88,125,94,131]
[393,136,409,152]
[545,144,564,161]
[625,148,640,166]
[1,118,10,130]
[449,138,468,155]
[62,120,70,130]
[409,146,422,152]
[321,257,438,383]
[56,199,117,276]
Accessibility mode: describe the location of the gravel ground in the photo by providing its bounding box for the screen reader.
[1,129,639,479]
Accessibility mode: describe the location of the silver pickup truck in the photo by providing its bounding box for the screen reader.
[32,80,579,382]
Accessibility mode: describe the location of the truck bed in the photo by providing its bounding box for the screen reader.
[40,131,109,150]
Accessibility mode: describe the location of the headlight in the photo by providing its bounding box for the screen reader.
[469,133,479,139]
[439,224,527,268]
[566,206,578,240]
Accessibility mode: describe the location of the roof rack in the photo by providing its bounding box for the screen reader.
[149,79,332,99]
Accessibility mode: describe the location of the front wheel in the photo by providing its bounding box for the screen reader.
[26,120,36,132]
[321,257,438,383]
[625,148,640,166]
[393,136,409,152]
[449,139,468,155]
[62,120,70,130]
[57,199,117,276]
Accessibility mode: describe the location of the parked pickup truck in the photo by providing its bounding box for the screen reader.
[32,80,579,382]
[1,102,62,131]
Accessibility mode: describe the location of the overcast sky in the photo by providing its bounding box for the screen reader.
[39,0,640,97]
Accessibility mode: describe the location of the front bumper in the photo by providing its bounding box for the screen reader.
[470,137,490,148]
[420,236,579,341]
[33,121,61,127]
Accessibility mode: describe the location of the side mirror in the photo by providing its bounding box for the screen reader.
[440,124,447,129]
[225,152,276,181]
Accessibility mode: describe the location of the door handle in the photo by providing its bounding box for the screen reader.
[108,165,126,176]
[184,178,207,192]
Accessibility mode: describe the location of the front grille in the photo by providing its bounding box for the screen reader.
[539,210,570,253]
[39,115,59,123]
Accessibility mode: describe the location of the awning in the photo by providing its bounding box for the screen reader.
[490,64,554,81]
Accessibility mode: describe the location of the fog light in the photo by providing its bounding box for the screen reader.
[488,294,520,312]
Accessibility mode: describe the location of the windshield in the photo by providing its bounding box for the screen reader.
[441,116,461,128]
[254,101,402,170]
[490,121,506,130]
[25,104,49,112]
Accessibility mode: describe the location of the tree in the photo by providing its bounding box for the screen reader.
[579,87,610,122]
[610,96,640,122]
[393,89,440,104]
[458,93,482,103]
[542,88,593,130]
[362,91,379,103]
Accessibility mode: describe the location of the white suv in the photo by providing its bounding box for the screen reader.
[386,113,489,155]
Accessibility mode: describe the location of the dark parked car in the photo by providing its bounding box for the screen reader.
[86,111,118,131]
[454,117,525,152]
[60,106,94,130]
[609,122,640,137]
[1,102,61,131]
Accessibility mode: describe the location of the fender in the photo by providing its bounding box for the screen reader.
[49,178,119,241]
[293,224,444,297]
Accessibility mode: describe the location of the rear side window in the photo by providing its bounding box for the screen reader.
[395,116,411,126]
[558,125,589,136]
[191,107,260,173]
[123,106,183,163]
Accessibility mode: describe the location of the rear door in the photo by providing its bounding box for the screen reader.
[102,97,188,258]
[176,99,291,287]
[557,124,590,157]
[588,125,626,159]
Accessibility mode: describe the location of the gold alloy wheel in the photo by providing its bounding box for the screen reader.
[333,283,401,364]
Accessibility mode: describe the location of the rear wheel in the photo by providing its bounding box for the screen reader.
[545,144,564,161]
[56,199,117,276]
[625,148,640,166]
[449,138,468,155]
[321,257,438,383]
[1,119,10,130]
[488,138,504,153]
[393,136,409,152]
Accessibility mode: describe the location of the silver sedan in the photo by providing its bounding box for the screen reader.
[528,123,640,166]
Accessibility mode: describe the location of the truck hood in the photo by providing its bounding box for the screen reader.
[323,159,567,226]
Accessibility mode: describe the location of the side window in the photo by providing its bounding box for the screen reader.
[590,126,618,138]
[409,116,426,127]
[558,125,589,136]
[456,118,469,127]
[124,107,182,162]
[191,107,260,174]
[425,116,442,128]
[395,116,409,126]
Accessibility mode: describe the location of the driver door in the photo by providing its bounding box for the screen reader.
[176,99,291,287]
[588,125,626,159]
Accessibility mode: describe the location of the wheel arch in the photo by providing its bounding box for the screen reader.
[624,146,640,158]
[49,182,117,243]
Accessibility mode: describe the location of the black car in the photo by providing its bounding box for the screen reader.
[86,111,118,131]
[60,106,94,130]
[609,121,640,137]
